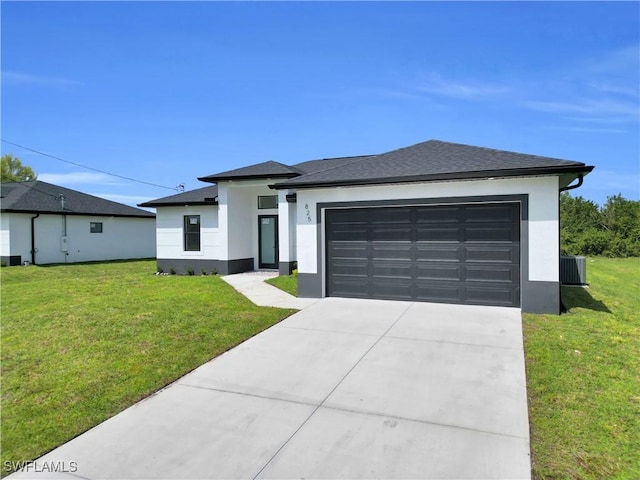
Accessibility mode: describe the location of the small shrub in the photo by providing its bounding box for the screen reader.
[186,267,195,276]
[157,267,164,274]
[292,268,298,277]
[201,269,208,276]
[169,267,176,275]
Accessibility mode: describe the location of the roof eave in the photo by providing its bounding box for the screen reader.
[272,165,594,190]
[0,209,155,218]
[198,173,299,183]
[138,201,218,208]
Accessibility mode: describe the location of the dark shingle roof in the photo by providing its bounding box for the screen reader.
[198,160,299,182]
[292,155,375,175]
[274,140,593,189]
[0,181,155,217]
[139,185,218,207]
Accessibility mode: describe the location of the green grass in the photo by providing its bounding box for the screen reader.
[265,274,298,296]
[524,257,640,479]
[0,260,295,474]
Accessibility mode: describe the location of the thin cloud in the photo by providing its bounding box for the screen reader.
[91,193,154,206]
[38,172,124,186]
[525,99,639,118]
[588,170,640,196]
[3,71,84,88]
[415,74,511,100]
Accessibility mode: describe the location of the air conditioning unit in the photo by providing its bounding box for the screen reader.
[560,256,587,285]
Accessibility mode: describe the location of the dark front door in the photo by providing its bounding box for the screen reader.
[259,215,278,269]
[325,202,521,307]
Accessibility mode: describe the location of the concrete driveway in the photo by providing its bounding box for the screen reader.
[11,298,531,479]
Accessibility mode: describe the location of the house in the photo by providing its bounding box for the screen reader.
[1,180,156,265]
[140,139,594,314]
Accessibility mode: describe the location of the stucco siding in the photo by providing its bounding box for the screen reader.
[2,212,155,264]
[295,175,560,283]
[155,205,219,260]
[1,214,11,258]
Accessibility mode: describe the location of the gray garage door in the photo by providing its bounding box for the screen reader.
[326,202,520,307]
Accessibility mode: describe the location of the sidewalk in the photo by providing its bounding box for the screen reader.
[221,271,320,310]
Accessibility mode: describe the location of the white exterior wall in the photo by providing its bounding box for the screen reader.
[155,205,219,260]
[218,181,285,269]
[277,191,297,264]
[1,212,155,264]
[295,175,560,283]
[0,213,10,258]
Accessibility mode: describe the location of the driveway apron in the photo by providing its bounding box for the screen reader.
[10,298,531,479]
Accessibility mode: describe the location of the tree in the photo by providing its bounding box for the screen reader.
[560,192,640,257]
[1,154,38,182]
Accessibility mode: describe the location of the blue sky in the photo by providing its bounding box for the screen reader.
[2,1,638,208]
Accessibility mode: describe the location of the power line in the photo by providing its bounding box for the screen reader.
[1,139,182,191]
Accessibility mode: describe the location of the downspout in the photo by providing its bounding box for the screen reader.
[559,174,584,192]
[30,213,40,265]
[557,173,584,313]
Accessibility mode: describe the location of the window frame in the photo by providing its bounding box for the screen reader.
[90,222,103,233]
[183,215,201,252]
[258,195,278,210]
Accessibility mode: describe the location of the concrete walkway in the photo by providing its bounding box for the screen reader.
[222,271,320,309]
[10,298,531,479]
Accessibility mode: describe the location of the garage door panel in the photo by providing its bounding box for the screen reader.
[329,243,368,260]
[329,261,368,276]
[329,279,370,297]
[415,227,461,242]
[371,227,413,242]
[415,206,461,223]
[415,245,461,261]
[329,227,368,242]
[370,208,412,224]
[464,204,517,222]
[465,265,519,283]
[465,245,519,263]
[371,260,413,279]
[465,225,518,242]
[415,264,461,281]
[414,283,462,302]
[326,203,520,308]
[465,286,518,306]
[371,281,413,300]
[372,243,413,259]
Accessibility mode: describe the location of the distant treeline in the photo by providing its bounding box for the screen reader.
[560,192,640,258]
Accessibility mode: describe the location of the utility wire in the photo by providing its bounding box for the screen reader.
[1,139,182,191]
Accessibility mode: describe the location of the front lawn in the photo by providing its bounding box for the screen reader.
[524,257,640,479]
[265,273,298,296]
[0,260,294,475]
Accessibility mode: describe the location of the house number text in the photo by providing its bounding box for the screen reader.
[305,203,312,223]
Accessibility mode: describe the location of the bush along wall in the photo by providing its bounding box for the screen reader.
[560,193,640,257]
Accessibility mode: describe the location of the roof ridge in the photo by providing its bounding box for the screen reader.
[290,154,378,179]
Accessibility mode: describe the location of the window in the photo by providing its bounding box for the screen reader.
[90,222,103,233]
[184,215,201,251]
[258,195,278,209]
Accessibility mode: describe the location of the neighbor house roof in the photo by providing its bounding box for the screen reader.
[0,181,155,218]
[139,185,218,208]
[273,140,594,189]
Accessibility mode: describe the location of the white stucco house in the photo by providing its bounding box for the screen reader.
[1,180,156,265]
[140,139,593,314]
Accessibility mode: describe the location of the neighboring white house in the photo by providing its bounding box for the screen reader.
[1,181,156,265]
[141,139,594,314]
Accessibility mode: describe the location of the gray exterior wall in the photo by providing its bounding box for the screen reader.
[157,257,254,275]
